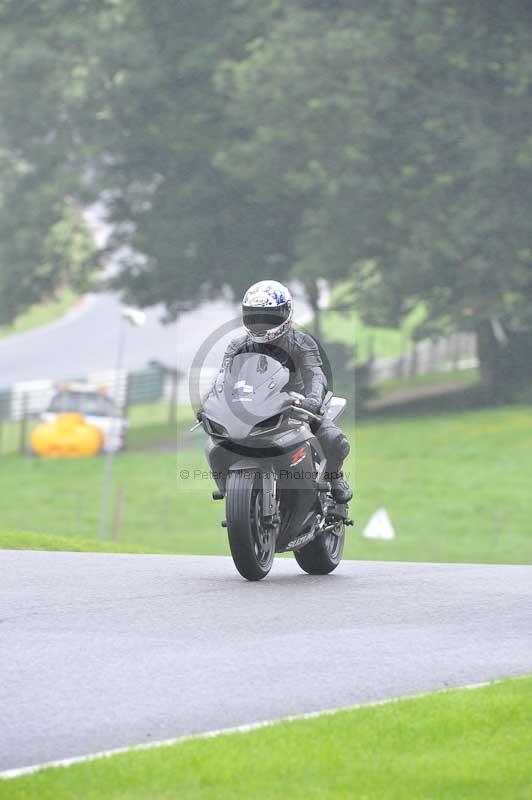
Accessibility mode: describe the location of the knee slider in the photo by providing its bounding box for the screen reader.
[335,433,351,460]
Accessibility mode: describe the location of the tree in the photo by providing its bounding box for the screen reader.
[2,0,532,400]
[0,0,101,323]
[78,0,297,317]
[0,0,294,322]
[213,1,532,396]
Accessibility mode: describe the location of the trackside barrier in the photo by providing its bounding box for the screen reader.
[368,332,478,385]
[0,363,219,454]
[0,365,167,454]
[0,330,476,452]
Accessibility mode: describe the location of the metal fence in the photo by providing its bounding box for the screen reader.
[0,366,161,423]
[0,363,219,454]
[0,365,219,422]
[367,332,478,385]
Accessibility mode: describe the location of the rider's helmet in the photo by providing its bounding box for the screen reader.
[242,280,293,343]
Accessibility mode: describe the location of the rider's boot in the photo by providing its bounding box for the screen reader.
[326,464,353,504]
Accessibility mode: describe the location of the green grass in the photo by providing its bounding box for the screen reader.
[0,289,77,340]
[376,367,480,394]
[321,309,400,359]
[0,530,162,554]
[126,403,194,449]
[320,304,425,361]
[0,446,221,554]
[351,406,532,564]
[3,677,531,799]
[1,405,531,564]
[0,418,24,456]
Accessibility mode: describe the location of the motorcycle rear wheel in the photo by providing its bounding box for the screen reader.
[294,524,345,575]
[226,470,275,581]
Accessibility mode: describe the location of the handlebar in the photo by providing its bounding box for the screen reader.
[290,404,324,423]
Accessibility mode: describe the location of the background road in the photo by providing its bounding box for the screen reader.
[1,551,531,771]
[0,294,237,386]
[0,286,315,386]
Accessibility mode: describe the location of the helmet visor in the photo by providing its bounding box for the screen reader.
[242,303,291,336]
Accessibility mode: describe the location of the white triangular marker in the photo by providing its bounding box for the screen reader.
[362,508,396,540]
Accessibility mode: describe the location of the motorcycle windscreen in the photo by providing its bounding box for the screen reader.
[226,353,288,392]
[204,353,291,441]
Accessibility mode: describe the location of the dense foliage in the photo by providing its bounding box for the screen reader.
[0,0,531,393]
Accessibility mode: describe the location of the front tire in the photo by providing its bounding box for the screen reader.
[226,470,275,581]
[294,524,345,575]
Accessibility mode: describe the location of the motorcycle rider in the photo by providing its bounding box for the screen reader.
[209,280,352,505]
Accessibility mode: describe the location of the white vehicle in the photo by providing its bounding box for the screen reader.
[41,383,128,453]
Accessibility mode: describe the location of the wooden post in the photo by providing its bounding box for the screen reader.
[76,493,84,535]
[367,333,375,362]
[304,279,322,342]
[123,372,131,419]
[452,333,460,371]
[403,335,410,379]
[429,339,437,374]
[168,370,178,425]
[163,495,170,534]
[112,488,124,542]
[409,343,418,378]
[19,394,28,455]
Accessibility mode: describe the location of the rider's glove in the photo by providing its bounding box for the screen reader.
[298,397,322,416]
[196,409,203,423]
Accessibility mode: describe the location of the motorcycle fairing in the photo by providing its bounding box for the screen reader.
[203,354,291,442]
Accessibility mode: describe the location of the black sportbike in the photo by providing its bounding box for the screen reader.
[192,353,353,581]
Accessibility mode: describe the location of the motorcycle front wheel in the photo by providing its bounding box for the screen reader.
[226,469,275,581]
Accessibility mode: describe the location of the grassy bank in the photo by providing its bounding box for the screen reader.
[320,309,402,360]
[1,406,531,564]
[3,677,531,799]
[0,530,162,554]
[0,289,77,340]
[375,367,479,394]
[127,403,194,449]
[320,303,424,361]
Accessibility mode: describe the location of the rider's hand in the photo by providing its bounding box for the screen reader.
[196,409,203,423]
[297,397,322,415]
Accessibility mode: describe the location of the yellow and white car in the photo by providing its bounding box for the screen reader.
[40,383,128,453]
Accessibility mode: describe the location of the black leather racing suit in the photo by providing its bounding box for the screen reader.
[220,328,351,473]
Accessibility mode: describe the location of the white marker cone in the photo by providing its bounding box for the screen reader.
[362,507,396,540]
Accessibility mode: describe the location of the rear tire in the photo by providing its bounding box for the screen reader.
[294,525,344,575]
[226,470,275,581]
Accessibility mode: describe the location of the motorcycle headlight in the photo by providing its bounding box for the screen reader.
[251,414,282,435]
[205,419,228,438]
